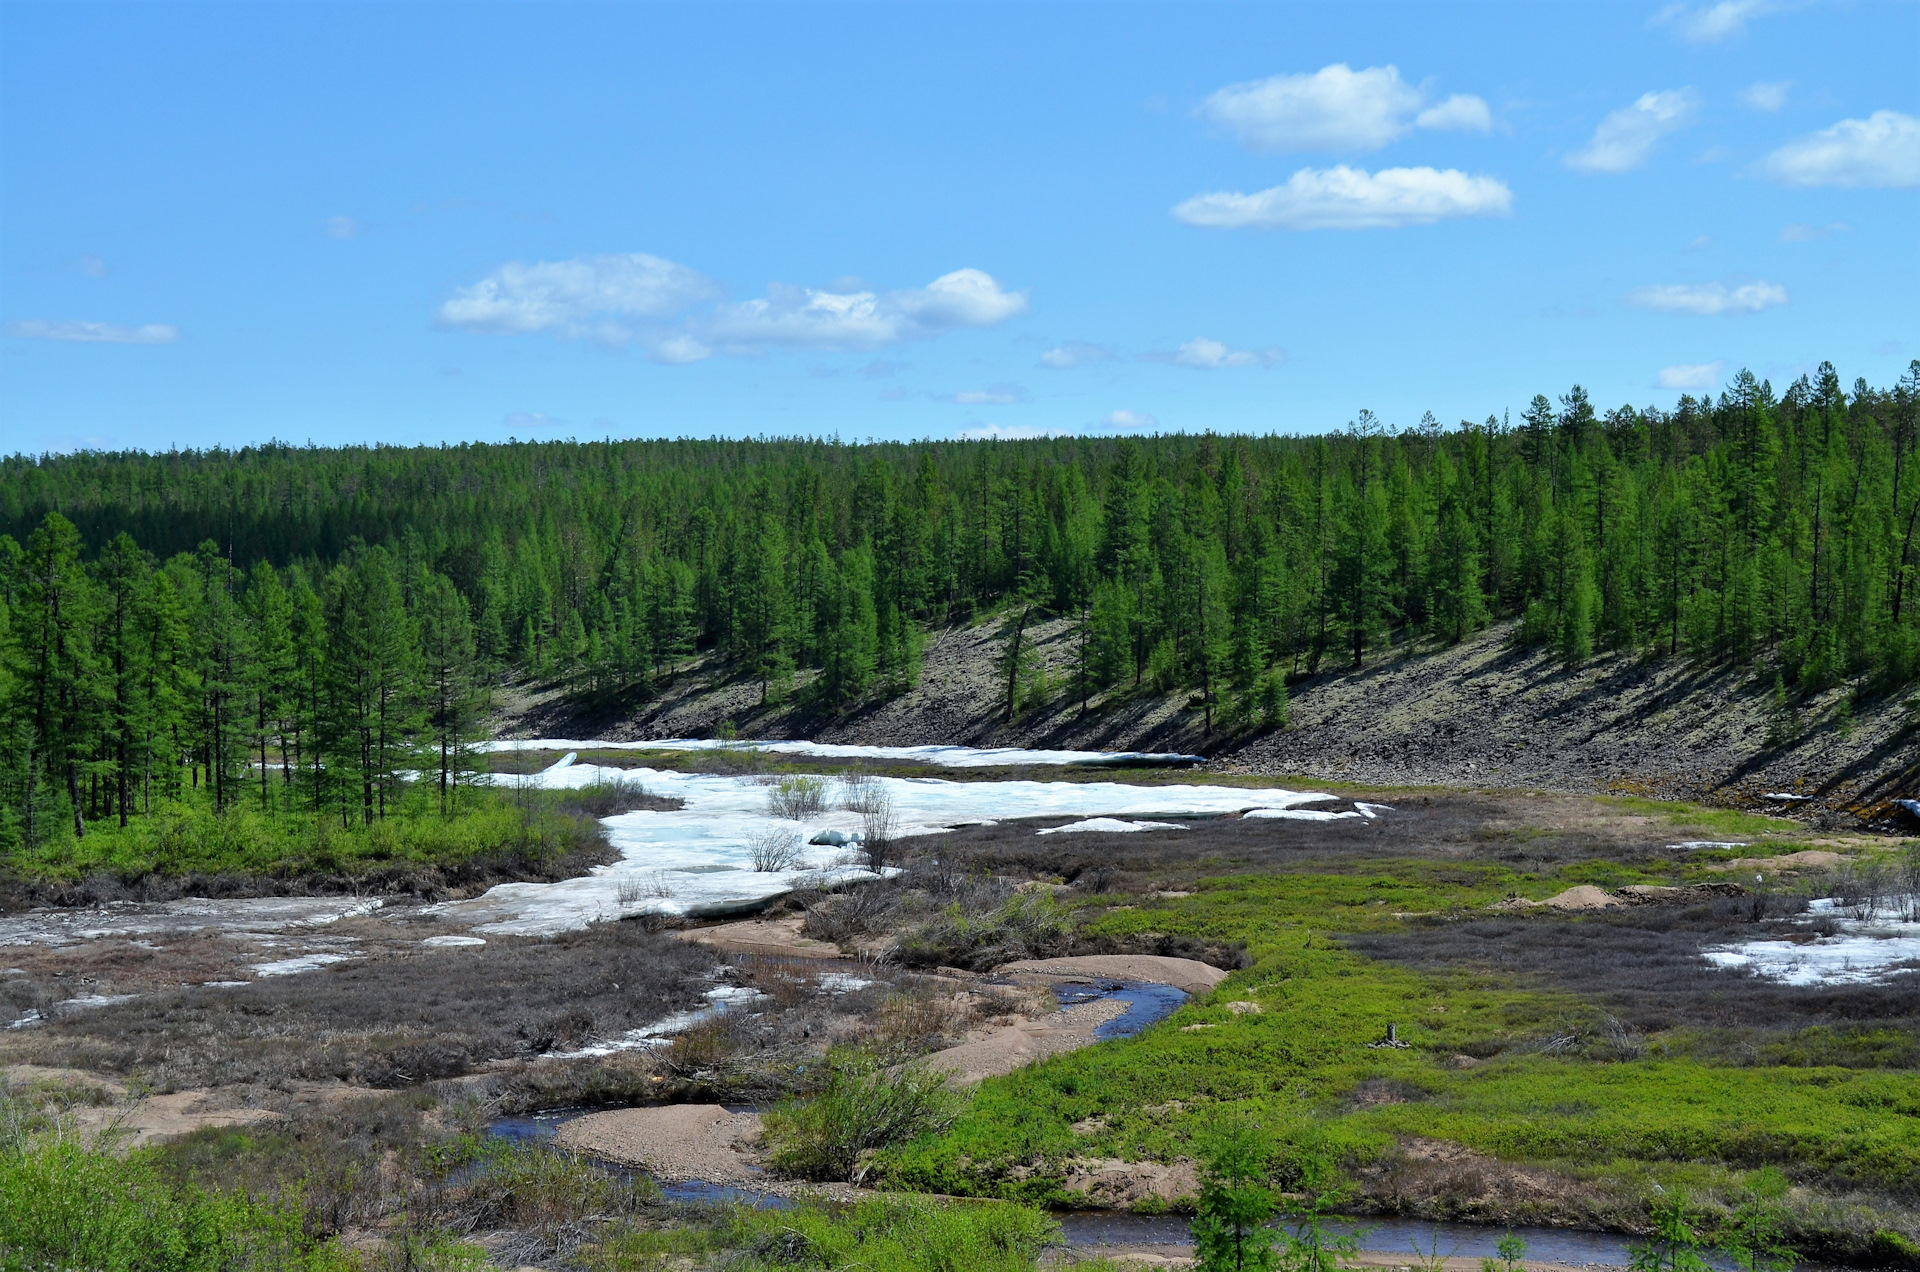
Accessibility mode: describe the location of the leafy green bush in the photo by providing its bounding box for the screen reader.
[0,1128,348,1272]
[763,1055,968,1182]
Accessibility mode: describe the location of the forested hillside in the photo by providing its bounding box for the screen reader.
[2,361,1916,852]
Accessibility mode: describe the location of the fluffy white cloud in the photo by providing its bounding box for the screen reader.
[1761,111,1920,188]
[1174,166,1512,231]
[1652,0,1783,41]
[1415,94,1495,133]
[1659,361,1726,389]
[1100,409,1159,431]
[3,319,180,344]
[709,269,1026,348]
[1165,337,1280,369]
[1626,281,1788,315]
[1201,64,1491,152]
[1566,89,1699,173]
[439,253,719,340]
[1039,342,1113,369]
[1738,81,1791,112]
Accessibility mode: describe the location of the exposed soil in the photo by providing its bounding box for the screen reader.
[556,1103,765,1184]
[497,617,1920,824]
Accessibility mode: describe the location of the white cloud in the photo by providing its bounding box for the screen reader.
[1566,89,1699,173]
[1039,342,1113,369]
[652,335,713,364]
[325,215,362,239]
[1659,361,1726,389]
[1167,337,1278,369]
[1200,64,1491,152]
[956,423,1072,440]
[947,383,1027,405]
[77,254,108,278]
[1415,94,1494,133]
[1100,409,1159,431]
[1174,166,1512,231]
[1779,221,1850,242]
[3,319,180,344]
[439,253,720,340]
[1685,234,1714,251]
[1738,81,1791,112]
[504,411,566,431]
[709,269,1025,348]
[1761,110,1920,188]
[1652,0,1781,42]
[1626,280,1789,315]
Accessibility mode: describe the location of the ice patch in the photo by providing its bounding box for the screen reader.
[1705,895,1920,985]
[1244,807,1362,822]
[485,738,1207,768]
[550,985,767,1058]
[420,935,487,948]
[442,751,1336,936]
[1670,841,1749,851]
[8,1010,42,1030]
[818,973,874,993]
[1354,802,1394,820]
[1038,818,1187,835]
[1762,793,1812,802]
[252,953,358,977]
[55,993,138,1010]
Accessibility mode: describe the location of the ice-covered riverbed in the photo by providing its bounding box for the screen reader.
[438,749,1343,935]
[484,739,1208,768]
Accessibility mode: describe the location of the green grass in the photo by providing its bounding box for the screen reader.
[587,1195,1060,1272]
[0,783,602,882]
[877,864,1920,1225]
[1596,797,1807,839]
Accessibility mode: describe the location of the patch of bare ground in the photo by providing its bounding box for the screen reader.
[556,1103,764,1183]
[1356,1137,1631,1230]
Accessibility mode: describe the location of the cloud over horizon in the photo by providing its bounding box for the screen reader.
[1566,89,1699,173]
[1165,337,1278,369]
[1626,280,1788,315]
[1200,63,1492,152]
[1658,361,1727,389]
[1174,166,1512,230]
[3,319,181,344]
[440,256,1024,358]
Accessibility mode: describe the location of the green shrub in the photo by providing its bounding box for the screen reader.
[0,1130,347,1272]
[763,1055,968,1182]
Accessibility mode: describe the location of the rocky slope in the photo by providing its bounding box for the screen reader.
[496,617,1919,823]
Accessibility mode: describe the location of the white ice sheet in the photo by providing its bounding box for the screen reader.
[436,751,1336,935]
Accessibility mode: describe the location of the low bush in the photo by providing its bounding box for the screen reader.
[763,1054,969,1181]
[768,776,829,821]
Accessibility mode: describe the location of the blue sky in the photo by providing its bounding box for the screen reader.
[2,0,1915,454]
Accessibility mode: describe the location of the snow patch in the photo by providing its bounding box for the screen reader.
[420,935,487,948]
[251,953,358,977]
[1705,895,1920,985]
[550,985,767,1058]
[1038,818,1188,835]
[485,738,1207,768]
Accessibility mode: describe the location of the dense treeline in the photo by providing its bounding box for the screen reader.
[3,361,1917,849]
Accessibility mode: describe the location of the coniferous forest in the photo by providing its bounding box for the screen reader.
[2,361,1917,858]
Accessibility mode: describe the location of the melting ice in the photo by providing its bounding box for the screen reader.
[1704,896,1920,986]
[435,750,1339,935]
